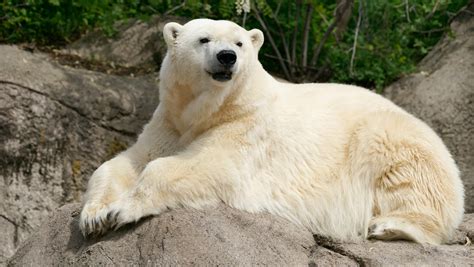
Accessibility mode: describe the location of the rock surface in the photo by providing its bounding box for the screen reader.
[61,15,186,71]
[384,2,474,212]
[7,204,474,266]
[0,45,159,263]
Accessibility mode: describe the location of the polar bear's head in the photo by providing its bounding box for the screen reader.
[161,19,264,89]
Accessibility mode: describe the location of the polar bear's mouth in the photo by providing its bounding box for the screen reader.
[207,71,233,82]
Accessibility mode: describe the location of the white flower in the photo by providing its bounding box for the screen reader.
[236,0,250,15]
[242,0,250,13]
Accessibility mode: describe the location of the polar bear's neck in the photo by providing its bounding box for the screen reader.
[160,67,273,139]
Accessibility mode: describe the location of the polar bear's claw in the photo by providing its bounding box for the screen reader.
[79,203,115,238]
[105,210,120,229]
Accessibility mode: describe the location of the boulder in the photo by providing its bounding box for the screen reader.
[7,204,474,266]
[384,2,474,212]
[61,15,187,71]
[0,45,159,263]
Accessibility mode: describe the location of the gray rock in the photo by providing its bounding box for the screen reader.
[384,2,474,212]
[7,204,474,266]
[7,204,316,266]
[0,45,159,263]
[61,15,187,71]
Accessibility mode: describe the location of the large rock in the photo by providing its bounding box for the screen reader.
[61,15,186,71]
[0,45,159,263]
[7,204,474,266]
[384,2,474,211]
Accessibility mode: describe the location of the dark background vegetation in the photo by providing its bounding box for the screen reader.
[0,0,468,90]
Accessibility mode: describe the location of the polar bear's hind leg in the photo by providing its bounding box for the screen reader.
[350,111,463,244]
[368,213,442,244]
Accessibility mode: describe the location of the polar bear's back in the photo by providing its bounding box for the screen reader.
[270,81,408,146]
[271,81,452,162]
[276,82,404,118]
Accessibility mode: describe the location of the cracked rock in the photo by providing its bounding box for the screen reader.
[0,45,159,263]
[7,204,474,266]
[8,204,315,265]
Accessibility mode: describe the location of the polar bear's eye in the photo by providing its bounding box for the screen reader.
[236,41,243,47]
[199,38,210,44]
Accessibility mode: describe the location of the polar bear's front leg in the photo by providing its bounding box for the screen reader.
[79,151,141,236]
[80,107,180,237]
[102,148,236,231]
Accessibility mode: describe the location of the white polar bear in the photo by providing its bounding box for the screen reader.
[80,19,464,244]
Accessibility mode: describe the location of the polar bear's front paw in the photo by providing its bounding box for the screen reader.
[104,199,145,230]
[80,202,112,237]
[80,199,145,238]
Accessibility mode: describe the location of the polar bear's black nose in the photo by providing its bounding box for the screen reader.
[217,50,237,67]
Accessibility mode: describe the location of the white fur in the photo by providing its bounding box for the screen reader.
[80,19,464,244]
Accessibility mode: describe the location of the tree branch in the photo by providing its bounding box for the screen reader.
[269,2,293,74]
[425,0,440,20]
[292,0,302,65]
[309,21,337,67]
[253,8,291,80]
[334,0,355,40]
[164,1,186,16]
[350,0,363,76]
[302,4,314,67]
[310,0,354,66]
[405,0,411,22]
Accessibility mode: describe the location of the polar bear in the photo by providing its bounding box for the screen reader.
[80,19,464,244]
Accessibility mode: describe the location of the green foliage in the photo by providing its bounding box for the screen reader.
[326,0,469,90]
[247,0,468,89]
[0,0,468,90]
[1,0,140,44]
[0,0,243,44]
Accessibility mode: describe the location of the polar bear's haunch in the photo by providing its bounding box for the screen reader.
[80,19,464,244]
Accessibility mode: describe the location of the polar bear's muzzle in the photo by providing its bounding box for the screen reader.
[207,49,237,82]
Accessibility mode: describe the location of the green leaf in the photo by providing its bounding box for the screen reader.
[48,0,60,6]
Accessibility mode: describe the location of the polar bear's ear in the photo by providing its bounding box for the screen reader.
[163,22,183,46]
[248,29,264,50]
